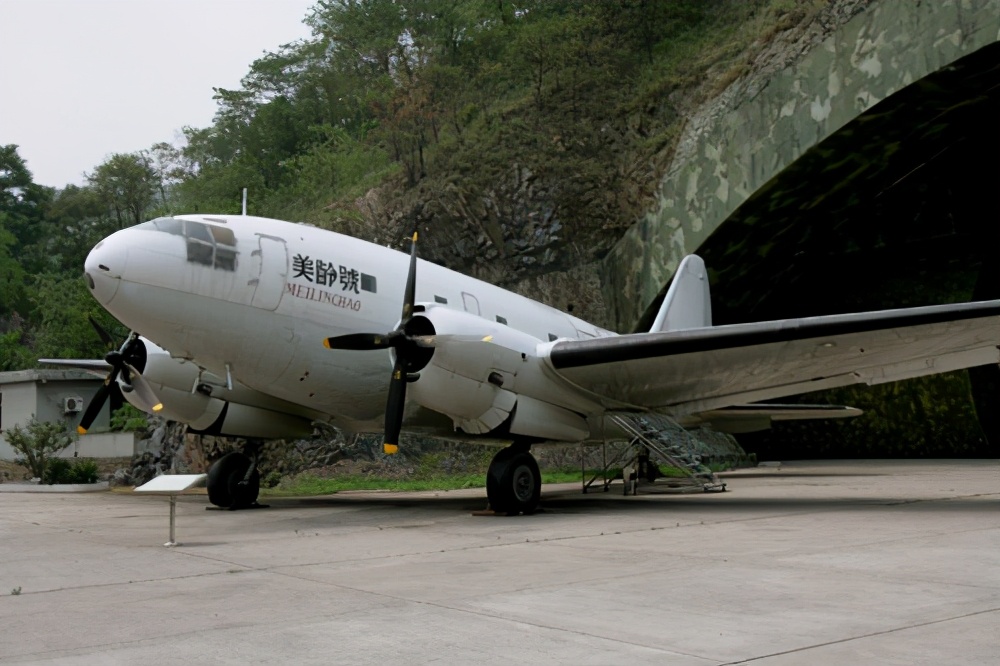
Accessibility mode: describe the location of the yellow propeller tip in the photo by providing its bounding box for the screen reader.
[383,443,399,455]
[412,231,418,242]
[152,403,164,412]
[323,338,332,349]
[77,426,88,435]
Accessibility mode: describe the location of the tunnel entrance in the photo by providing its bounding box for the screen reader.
[695,42,1000,458]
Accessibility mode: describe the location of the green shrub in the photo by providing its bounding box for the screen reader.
[110,404,148,433]
[3,417,77,481]
[68,459,100,484]
[43,458,73,485]
[39,457,101,485]
[262,470,283,489]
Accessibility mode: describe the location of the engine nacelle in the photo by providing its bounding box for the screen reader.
[119,338,315,439]
[121,385,313,439]
[406,305,590,441]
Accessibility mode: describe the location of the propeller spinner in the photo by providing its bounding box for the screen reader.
[323,231,429,454]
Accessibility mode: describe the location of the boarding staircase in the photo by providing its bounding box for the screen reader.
[582,413,727,494]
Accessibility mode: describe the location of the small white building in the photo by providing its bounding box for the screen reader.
[0,370,135,460]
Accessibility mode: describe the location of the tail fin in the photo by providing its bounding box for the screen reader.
[649,254,712,332]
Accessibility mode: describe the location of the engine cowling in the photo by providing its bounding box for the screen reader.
[119,338,314,439]
[405,305,590,442]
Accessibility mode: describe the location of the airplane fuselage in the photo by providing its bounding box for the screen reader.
[86,215,615,435]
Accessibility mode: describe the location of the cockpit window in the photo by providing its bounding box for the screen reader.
[209,226,237,270]
[137,217,237,271]
[138,217,184,235]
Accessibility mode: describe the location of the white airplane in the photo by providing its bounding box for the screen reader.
[49,214,1000,513]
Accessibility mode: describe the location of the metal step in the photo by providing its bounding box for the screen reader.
[602,413,727,494]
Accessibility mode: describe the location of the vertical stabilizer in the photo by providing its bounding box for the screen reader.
[649,254,712,332]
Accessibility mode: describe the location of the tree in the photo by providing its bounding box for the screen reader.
[28,273,117,361]
[3,417,77,482]
[0,144,50,239]
[308,0,407,80]
[147,142,186,211]
[38,185,116,275]
[86,153,157,229]
[0,222,25,314]
[0,145,50,313]
[0,313,34,371]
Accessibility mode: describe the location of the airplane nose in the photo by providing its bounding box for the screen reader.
[84,236,125,305]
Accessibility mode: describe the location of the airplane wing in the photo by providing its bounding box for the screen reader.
[546,300,1000,416]
[38,358,112,377]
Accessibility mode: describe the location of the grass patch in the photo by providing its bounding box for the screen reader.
[260,464,726,497]
[262,473,488,497]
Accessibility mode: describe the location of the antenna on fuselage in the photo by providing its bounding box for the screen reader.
[241,188,248,216]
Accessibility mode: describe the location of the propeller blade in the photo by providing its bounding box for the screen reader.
[400,230,418,324]
[323,332,398,351]
[123,363,163,413]
[383,358,408,455]
[77,381,112,435]
[109,381,124,416]
[88,315,117,350]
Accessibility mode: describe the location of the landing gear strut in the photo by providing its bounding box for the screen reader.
[206,443,262,510]
[486,444,541,515]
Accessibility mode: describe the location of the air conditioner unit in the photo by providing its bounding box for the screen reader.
[63,396,84,414]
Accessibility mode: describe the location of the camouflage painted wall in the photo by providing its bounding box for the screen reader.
[603,0,1000,331]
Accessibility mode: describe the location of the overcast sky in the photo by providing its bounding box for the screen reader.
[1,0,316,188]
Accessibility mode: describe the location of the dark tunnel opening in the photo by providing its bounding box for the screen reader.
[697,41,1000,459]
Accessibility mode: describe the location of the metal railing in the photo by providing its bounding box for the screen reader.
[582,413,727,494]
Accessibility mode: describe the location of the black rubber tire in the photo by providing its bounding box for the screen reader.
[486,447,515,511]
[486,448,541,515]
[227,465,260,509]
[207,451,259,508]
[207,452,242,507]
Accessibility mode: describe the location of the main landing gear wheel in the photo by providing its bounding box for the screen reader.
[486,446,541,515]
[207,451,260,509]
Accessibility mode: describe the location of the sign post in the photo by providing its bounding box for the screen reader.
[134,474,208,547]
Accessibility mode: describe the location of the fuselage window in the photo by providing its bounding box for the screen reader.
[496,315,508,325]
[361,273,377,293]
[548,333,558,342]
[435,295,448,304]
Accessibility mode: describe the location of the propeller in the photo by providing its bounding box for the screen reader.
[324,231,430,454]
[77,319,163,434]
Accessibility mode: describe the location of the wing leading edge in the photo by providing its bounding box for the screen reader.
[546,300,1000,416]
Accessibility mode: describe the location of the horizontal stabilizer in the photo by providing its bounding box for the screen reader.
[697,403,863,434]
[706,403,864,421]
